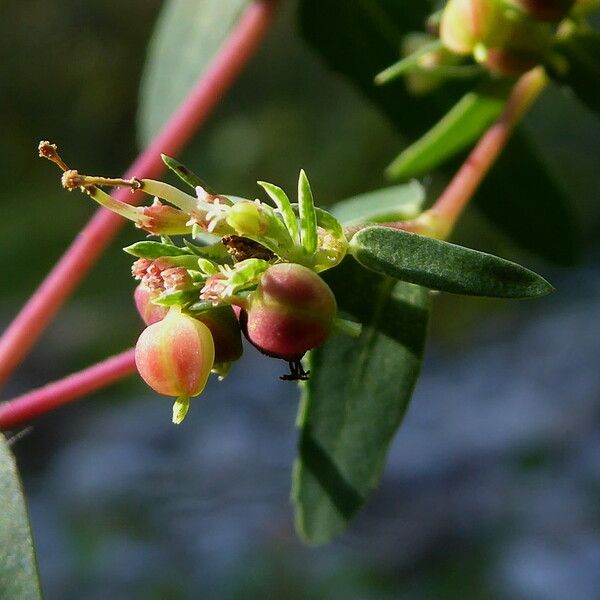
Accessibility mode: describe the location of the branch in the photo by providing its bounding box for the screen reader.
[0,350,136,430]
[0,0,279,389]
[350,66,549,241]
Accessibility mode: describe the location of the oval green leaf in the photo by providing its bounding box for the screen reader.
[292,259,430,544]
[0,434,42,600]
[350,226,554,298]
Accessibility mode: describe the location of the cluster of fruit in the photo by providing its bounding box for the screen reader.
[47,148,350,424]
[439,0,578,75]
[133,260,337,424]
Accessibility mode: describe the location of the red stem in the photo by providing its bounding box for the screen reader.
[0,350,136,430]
[0,0,278,389]
[361,67,549,240]
[430,67,547,228]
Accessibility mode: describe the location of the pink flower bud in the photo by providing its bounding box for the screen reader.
[135,307,215,423]
[241,263,336,359]
[138,198,192,236]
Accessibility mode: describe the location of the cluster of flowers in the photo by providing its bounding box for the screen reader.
[40,142,350,424]
[396,0,586,90]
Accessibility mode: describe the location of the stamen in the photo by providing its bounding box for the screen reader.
[38,140,70,172]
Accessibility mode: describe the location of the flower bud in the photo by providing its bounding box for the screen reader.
[440,0,507,55]
[135,307,215,423]
[504,0,575,21]
[225,201,267,237]
[134,283,169,325]
[138,199,192,236]
[240,263,336,359]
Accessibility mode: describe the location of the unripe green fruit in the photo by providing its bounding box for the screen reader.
[241,263,336,360]
[504,0,575,21]
[135,307,214,406]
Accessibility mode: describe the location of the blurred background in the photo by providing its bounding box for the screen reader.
[1,1,600,598]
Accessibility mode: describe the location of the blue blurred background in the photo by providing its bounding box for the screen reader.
[2,1,600,598]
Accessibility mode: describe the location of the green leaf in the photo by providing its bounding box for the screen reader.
[293,259,430,544]
[374,39,443,85]
[258,181,301,245]
[386,81,511,181]
[298,170,318,255]
[162,154,215,193]
[138,0,250,145]
[350,226,554,298]
[124,240,192,259]
[153,289,200,307]
[331,181,425,226]
[548,29,600,117]
[0,434,42,599]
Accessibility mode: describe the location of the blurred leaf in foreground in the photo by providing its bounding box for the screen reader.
[0,434,42,600]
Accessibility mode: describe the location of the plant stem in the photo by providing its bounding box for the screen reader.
[0,0,278,389]
[0,350,136,430]
[354,66,548,241]
[429,67,548,232]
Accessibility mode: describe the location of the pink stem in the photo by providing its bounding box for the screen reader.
[355,67,548,240]
[0,0,278,389]
[429,67,547,228]
[0,350,136,430]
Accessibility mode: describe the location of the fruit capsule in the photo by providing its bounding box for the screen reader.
[440,0,508,55]
[135,307,215,423]
[241,263,336,360]
[134,285,242,364]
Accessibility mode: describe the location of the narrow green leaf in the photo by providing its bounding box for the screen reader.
[313,208,345,240]
[293,259,430,544]
[0,434,42,599]
[386,81,511,181]
[138,0,250,145]
[258,181,301,245]
[375,39,443,85]
[331,181,424,226]
[298,170,318,255]
[153,289,200,307]
[162,154,215,193]
[124,240,192,259]
[548,29,600,117]
[350,226,554,298]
